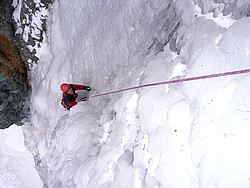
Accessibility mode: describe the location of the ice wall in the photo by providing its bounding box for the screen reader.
[24,0,250,187]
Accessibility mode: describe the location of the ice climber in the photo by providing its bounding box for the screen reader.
[60,83,91,110]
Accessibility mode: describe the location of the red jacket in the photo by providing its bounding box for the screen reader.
[62,84,85,109]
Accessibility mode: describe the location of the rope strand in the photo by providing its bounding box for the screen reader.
[88,68,250,99]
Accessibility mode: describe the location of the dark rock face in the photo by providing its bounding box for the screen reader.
[0,1,29,129]
[0,0,52,129]
[0,33,29,128]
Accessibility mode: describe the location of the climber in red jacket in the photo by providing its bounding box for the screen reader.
[60,83,91,110]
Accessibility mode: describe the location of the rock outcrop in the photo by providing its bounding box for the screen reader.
[0,1,28,129]
[0,0,52,129]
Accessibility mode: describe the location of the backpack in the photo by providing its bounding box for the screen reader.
[61,96,70,110]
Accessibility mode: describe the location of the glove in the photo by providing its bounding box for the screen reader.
[80,97,88,101]
[83,85,91,91]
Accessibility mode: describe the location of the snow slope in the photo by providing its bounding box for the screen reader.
[14,0,250,187]
[0,125,42,188]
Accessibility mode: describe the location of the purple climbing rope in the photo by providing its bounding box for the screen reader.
[88,68,250,99]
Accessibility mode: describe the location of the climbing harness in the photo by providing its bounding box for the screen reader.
[86,68,250,100]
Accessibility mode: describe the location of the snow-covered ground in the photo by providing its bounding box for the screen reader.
[0,125,43,188]
[4,0,250,187]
